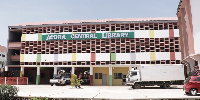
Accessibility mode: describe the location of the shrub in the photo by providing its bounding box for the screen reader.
[31,97,48,100]
[70,74,82,88]
[0,84,19,100]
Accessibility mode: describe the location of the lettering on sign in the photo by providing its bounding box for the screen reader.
[42,32,134,41]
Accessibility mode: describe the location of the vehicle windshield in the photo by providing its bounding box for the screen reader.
[130,71,137,76]
[54,76,61,79]
[184,77,191,83]
[63,75,71,78]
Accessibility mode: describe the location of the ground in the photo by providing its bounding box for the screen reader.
[16,85,200,99]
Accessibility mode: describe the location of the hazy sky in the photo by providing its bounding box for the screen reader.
[0,0,179,47]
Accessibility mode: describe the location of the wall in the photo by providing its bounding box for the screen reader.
[21,52,181,62]
[190,0,200,54]
[112,67,129,86]
[93,67,109,85]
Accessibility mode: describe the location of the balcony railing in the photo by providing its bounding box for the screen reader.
[8,42,21,49]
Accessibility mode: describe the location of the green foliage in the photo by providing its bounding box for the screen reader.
[0,84,19,100]
[70,74,82,88]
[31,97,48,100]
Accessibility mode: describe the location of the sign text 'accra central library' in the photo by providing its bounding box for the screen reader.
[42,32,134,41]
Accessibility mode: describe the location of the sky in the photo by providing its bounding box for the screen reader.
[0,0,180,47]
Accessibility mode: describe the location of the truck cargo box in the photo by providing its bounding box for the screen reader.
[138,64,184,81]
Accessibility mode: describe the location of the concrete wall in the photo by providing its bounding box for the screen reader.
[21,52,182,62]
[190,0,200,54]
[112,67,129,86]
[93,67,109,86]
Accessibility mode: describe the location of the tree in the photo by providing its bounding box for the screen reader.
[70,74,82,88]
[0,84,19,100]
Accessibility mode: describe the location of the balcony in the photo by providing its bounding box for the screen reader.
[8,42,21,49]
[11,55,20,61]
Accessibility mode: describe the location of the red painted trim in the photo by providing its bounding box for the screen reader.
[170,52,176,60]
[169,29,174,38]
[91,53,96,61]
[90,75,93,86]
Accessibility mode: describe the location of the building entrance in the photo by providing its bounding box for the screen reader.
[75,67,90,85]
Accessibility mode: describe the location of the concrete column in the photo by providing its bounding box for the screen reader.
[20,66,24,77]
[71,67,74,74]
[54,67,57,77]
[36,67,40,85]
[129,66,132,71]
[71,67,75,78]
[5,66,8,71]
[90,67,93,86]
[109,65,112,86]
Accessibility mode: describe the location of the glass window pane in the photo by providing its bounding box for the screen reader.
[95,73,98,79]
[118,73,122,79]
[114,73,117,79]
[99,73,102,79]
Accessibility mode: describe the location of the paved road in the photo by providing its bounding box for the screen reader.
[16,85,200,99]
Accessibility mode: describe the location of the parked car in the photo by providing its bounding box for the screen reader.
[80,76,90,85]
[183,76,200,96]
[50,74,71,86]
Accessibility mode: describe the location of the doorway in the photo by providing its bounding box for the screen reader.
[102,74,107,85]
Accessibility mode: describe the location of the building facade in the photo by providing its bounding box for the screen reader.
[0,45,6,76]
[177,0,200,76]
[7,17,181,85]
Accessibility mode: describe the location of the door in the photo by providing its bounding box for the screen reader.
[194,77,200,92]
[102,74,107,85]
[122,74,126,85]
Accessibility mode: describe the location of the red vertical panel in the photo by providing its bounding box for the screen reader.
[0,77,5,85]
[91,53,96,62]
[170,52,176,60]
[18,77,28,85]
[90,75,93,86]
[169,29,174,38]
[6,77,17,85]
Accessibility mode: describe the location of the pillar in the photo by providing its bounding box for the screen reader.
[71,67,74,78]
[90,67,93,86]
[36,67,40,85]
[5,66,8,71]
[129,66,132,71]
[4,66,8,77]
[109,65,112,86]
[20,66,24,77]
[54,67,57,77]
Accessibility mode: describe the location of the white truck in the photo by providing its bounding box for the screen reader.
[126,64,185,89]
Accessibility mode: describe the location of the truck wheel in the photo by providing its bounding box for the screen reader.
[132,85,134,89]
[134,83,141,89]
[163,82,170,89]
[160,85,164,88]
[190,88,198,96]
[51,84,54,86]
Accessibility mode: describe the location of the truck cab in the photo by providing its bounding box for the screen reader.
[126,68,140,86]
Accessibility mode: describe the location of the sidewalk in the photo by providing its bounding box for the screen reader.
[16,85,200,99]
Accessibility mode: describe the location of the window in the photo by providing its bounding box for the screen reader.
[114,73,122,79]
[95,73,102,79]
[194,77,200,81]
[131,72,137,75]
[184,77,191,83]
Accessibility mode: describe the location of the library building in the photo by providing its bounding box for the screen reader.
[7,18,181,85]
